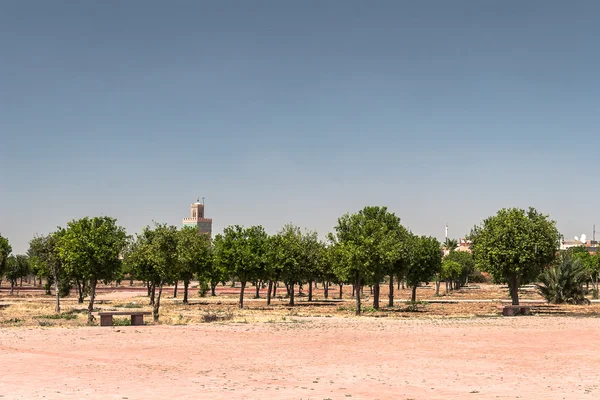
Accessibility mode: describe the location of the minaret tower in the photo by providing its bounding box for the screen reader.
[182,197,212,236]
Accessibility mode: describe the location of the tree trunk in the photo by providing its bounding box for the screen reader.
[352,285,355,297]
[255,282,260,299]
[54,271,60,313]
[87,278,98,324]
[324,281,329,299]
[508,274,520,305]
[239,281,246,309]
[289,283,295,306]
[146,281,151,297]
[373,281,380,310]
[388,275,394,307]
[150,283,156,306]
[183,280,189,304]
[10,280,14,295]
[339,284,343,299]
[445,281,449,294]
[272,281,277,298]
[267,280,273,305]
[20,277,23,287]
[173,281,178,298]
[435,280,440,296]
[211,281,217,296]
[411,285,417,302]
[33,275,36,286]
[76,279,84,304]
[401,280,405,290]
[153,283,163,322]
[355,273,361,316]
[308,280,313,302]
[397,279,400,290]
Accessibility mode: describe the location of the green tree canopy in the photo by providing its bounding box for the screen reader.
[0,234,12,280]
[4,254,30,294]
[443,238,459,253]
[123,223,179,321]
[213,225,268,308]
[177,226,212,303]
[28,231,65,312]
[405,235,442,302]
[445,250,475,287]
[328,206,406,314]
[271,224,305,306]
[568,246,600,299]
[469,207,559,305]
[58,217,128,323]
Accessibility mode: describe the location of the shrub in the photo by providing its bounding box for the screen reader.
[34,313,77,320]
[1,318,23,324]
[201,311,233,323]
[537,255,590,305]
[113,317,131,326]
[468,270,489,283]
[199,280,209,297]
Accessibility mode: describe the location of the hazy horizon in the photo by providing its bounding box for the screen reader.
[2,1,600,253]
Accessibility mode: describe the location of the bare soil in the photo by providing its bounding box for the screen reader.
[1,316,599,399]
[1,283,600,399]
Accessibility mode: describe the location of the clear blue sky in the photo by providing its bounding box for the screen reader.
[2,1,600,253]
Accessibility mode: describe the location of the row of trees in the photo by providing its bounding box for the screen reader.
[0,207,446,320]
[2,205,596,322]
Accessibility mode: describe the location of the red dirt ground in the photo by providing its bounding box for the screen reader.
[1,316,599,399]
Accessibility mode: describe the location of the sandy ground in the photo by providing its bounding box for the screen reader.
[1,316,599,399]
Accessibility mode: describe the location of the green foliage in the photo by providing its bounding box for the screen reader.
[0,234,12,278]
[440,260,462,281]
[444,250,475,285]
[1,318,23,324]
[536,254,590,305]
[177,226,212,284]
[269,224,323,298]
[4,254,30,286]
[470,207,559,305]
[329,206,407,314]
[34,312,77,320]
[443,238,458,252]
[568,246,600,297]
[28,233,62,285]
[213,225,268,283]
[405,235,442,291]
[112,317,132,326]
[468,270,489,283]
[58,216,128,321]
[213,225,268,308]
[198,279,209,297]
[59,217,128,285]
[125,223,179,285]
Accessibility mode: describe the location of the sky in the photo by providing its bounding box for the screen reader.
[2,1,600,253]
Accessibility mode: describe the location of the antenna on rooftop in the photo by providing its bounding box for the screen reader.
[202,197,205,206]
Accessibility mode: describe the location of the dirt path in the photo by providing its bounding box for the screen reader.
[1,316,599,399]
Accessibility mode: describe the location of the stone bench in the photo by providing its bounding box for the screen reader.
[501,305,532,316]
[98,311,152,326]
